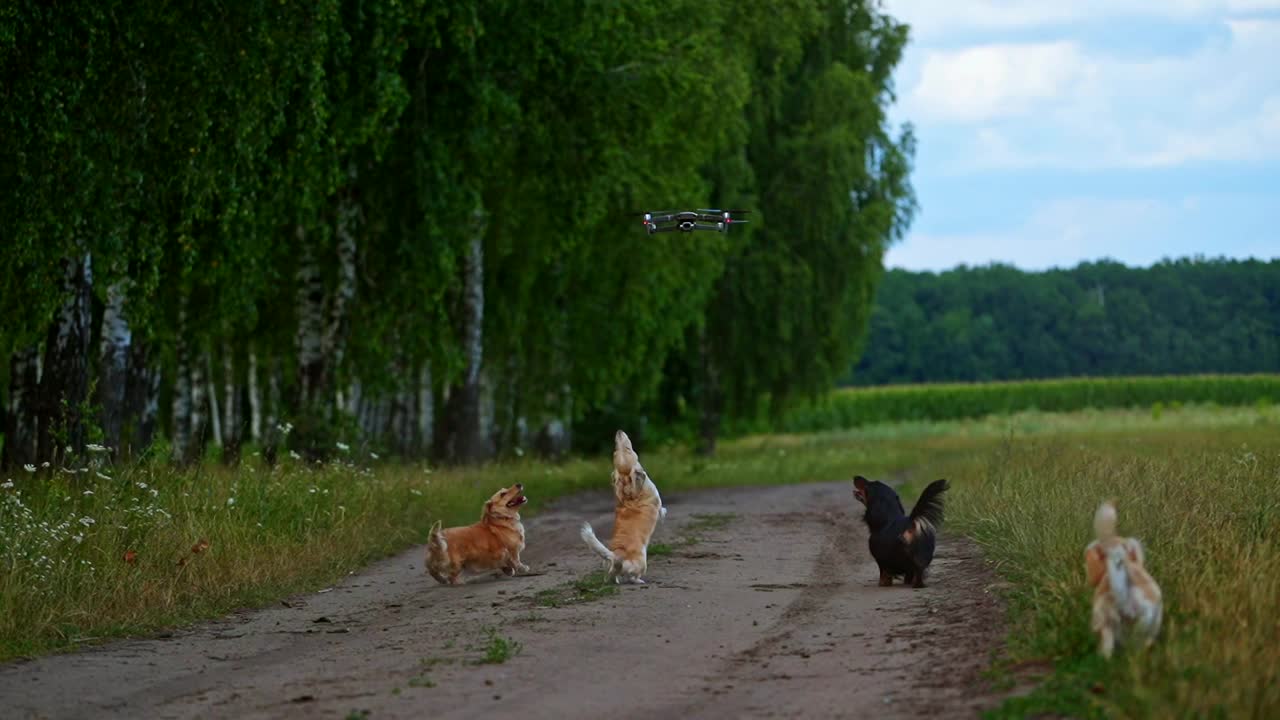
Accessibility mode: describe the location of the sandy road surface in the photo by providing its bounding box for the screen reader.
[2,481,1011,719]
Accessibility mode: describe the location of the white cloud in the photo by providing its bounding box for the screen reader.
[900,17,1280,171]
[883,0,1280,42]
[911,42,1095,122]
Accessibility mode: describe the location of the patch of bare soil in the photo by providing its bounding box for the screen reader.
[1,481,1012,719]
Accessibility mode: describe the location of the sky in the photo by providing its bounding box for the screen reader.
[879,0,1280,272]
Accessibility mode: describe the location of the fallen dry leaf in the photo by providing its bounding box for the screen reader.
[191,538,210,554]
[123,550,137,564]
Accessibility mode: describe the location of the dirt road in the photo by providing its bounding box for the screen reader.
[2,481,1011,719]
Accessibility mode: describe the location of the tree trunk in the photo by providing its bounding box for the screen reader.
[205,351,222,449]
[696,330,722,457]
[98,279,132,458]
[324,182,360,385]
[247,345,262,443]
[437,206,493,464]
[262,358,282,467]
[2,345,40,469]
[127,340,160,458]
[222,344,240,465]
[188,348,207,464]
[294,228,326,409]
[170,307,192,464]
[417,364,433,458]
[38,252,93,466]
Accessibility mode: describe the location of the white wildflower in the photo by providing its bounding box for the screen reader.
[136,481,148,490]
[150,488,158,498]
[409,488,423,496]
[78,516,95,527]
[23,464,36,473]
[336,442,350,452]
[95,472,112,481]
[1,480,13,489]
[370,452,380,460]
[308,487,318,494]
[83,490,95,496]
[289,450,302,460]
[226,497,236,506]
[73,533,84,544]
[86,444,109,454]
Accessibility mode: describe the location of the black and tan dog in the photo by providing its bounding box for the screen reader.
[853,476,949,588]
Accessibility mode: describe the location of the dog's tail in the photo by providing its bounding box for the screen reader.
[1094,501,1118,540]
[427,520,448,559]
[580,521,614,562]
[908,478,949,537]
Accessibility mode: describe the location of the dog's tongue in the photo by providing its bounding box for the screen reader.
[510,495,528,507]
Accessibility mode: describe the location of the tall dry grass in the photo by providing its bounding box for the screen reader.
[944,426,1280,718]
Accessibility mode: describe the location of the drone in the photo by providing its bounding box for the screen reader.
[636,209,750,234]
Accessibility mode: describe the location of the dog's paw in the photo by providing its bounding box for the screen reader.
[516,562,531,574]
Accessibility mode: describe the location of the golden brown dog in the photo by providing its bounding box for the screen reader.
[1085,501,1163,657]
[580,430,667,584]
[425,484,529,586]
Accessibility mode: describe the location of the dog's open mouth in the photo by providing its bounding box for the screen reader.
[506,494,527,508]
[853,488,867,505]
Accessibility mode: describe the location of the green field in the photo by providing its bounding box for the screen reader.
[3,399,1279,716]
[779,373,1280,432]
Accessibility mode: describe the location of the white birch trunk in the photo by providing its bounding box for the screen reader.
[170,306,191,463]
[222,344,237,447]
[205,351,222,448]
[39,252,93,463]
[324,183,360,373]
[294,227,325,408]
[98,279,132,453]
[247,346,262,443]
[188,347,206,461]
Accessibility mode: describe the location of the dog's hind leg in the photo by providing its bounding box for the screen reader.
[1098,626,1115,658]
[879,569,893,587]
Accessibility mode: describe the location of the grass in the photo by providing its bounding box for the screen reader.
[934,426,1280,718]
[533,570,620,607]
[477,626,522,664]
[777,373,1280,433]
[3,399,1280,717]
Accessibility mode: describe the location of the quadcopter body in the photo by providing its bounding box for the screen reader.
[637,209,750,234]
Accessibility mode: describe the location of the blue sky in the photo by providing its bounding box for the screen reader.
[880,0,1280,271]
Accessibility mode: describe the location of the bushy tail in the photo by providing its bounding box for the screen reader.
[909,479,949,536]
[580,521,614,562]
[427,520,448,558]
[1094,501,1118,540]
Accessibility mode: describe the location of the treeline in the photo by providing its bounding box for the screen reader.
[0,1,916,469]
[849,258,1280,385]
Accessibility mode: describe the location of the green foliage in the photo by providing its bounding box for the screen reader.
[780,374,1280,432]
[850,259,1280,386]
[1,0,918,465]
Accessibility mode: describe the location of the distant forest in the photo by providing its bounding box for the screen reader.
[847,257,1280,386]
